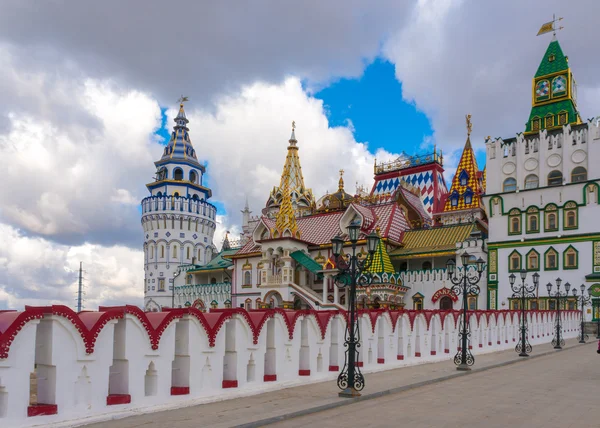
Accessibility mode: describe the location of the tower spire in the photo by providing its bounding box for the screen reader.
[159,97,201,165]
[266,122,314,217]
[274,164,299,238]
[338,169,345,191]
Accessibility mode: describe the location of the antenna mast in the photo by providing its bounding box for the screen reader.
[77,261,85,312]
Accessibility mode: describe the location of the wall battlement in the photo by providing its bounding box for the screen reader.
[0,306,579,427]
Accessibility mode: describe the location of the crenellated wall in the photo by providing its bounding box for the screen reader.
[0,306,579,427]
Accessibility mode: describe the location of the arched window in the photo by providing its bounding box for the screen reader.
[173,192,180,197]
[524,174,539,189]
[189,170,198,183]
[174,168,183,181]
[160,245,165,258]
[564,202,578,229]
[503,177,517,192]
[546,212,557,231]
[467,296,477,310]
[571,167,587,183]
[548,170,562,186]
[509,209,521,235]
[210,277,217,284]
[172,245,178,258]
[439,296,453,310]
[156,191,163,197]
[186,247,190,259]
[526,208,539,233]
[243,271,252,286]
[245,299,252,311]
[192,194,199,200]
[422,261,432,270]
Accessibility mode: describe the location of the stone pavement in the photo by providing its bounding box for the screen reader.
[82,339,594,428]
[271,340,600,428]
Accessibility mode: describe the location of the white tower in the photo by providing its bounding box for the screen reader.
[141,101,217,311]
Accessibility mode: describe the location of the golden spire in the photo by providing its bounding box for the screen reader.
[274,164,299,238]
[338,169,345,191]
[266,123,314,217]
[465,114,472,137]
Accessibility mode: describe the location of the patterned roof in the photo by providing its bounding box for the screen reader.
[390,224,474,258]
[234,201,410,255]
[159,103,201,167]
[443,137,483,212]
[188,248,238,272]
[274,162,300,238]
[535,40,568,77]
[366,236,395,274]
[265,128,314,216]
[526,39,581,133]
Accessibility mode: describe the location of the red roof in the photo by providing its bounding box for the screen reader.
[235,201,409,254]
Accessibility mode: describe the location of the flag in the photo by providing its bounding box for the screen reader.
[537,21,554,36]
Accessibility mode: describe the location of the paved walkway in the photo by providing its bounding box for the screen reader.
[83,339,595,428]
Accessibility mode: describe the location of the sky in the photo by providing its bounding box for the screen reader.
[1,0,599,310]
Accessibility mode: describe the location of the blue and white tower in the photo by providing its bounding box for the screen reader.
[141,101,217,311]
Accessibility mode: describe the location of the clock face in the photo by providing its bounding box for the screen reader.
[535,80,549,99]
[552,75,567,95]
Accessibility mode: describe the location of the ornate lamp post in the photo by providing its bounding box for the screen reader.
[572,284,591,343]
[547,279,570,350]
[509,270,539,357]
[446,252,485,371]
[331,222,380,398]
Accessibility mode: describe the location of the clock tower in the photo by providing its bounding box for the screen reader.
[525,37,581,134]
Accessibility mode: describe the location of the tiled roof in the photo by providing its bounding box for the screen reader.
[535,40,568,77]
[390,224,474,258]
[235,240,261,256]
[234,201,410,255]
[366,237,395,274]
[188,248,238,272]
[398,187,430,226]
[443,137,483,212]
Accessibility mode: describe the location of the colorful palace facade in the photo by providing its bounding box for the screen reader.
[147,36,599,321]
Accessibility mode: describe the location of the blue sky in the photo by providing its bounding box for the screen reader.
[312,59,433,156]
[155,59,487,217]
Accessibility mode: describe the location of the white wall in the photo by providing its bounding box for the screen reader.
[0,305,579,427]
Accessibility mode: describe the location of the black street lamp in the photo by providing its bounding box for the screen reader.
[446,252,485,371]
[509,269,539,357]
[331,222,380,398]
[572,284,591,344]
[547,278,570,350]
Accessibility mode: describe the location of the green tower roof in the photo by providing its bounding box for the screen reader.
[535,39,568,77]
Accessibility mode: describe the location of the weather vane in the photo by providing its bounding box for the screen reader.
[537,14,563,37]
[465,114,472,137]
[292,120,296,130]
[178,95,189,104]
[339,169,344,177]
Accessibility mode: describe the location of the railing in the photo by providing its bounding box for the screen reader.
[264,274,282,286]
[141,195,216,219]
[374,149,442,174]
[289,282,345,311]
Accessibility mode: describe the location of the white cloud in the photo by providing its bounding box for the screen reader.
[0,224,143,310]
[383,0,600,161]
[180,78,400,219]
